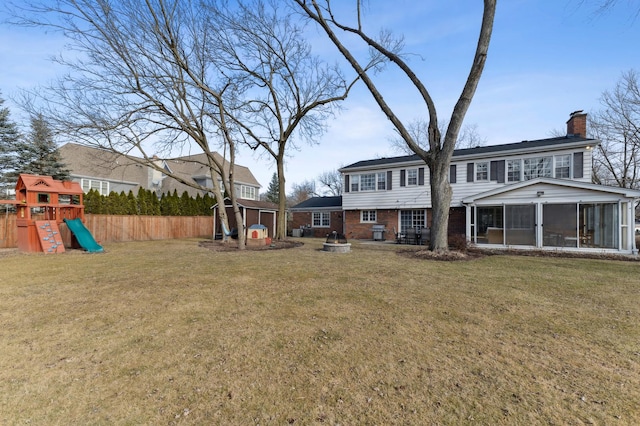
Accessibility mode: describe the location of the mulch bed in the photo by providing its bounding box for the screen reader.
[399,245,640,262]
[198,239,303,252]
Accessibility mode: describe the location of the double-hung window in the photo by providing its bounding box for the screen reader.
[407,169,418,185]
[313,212,330,227]
[377,172,387,190]
[554,154,571,178]
[350,175,360,192]
[476,162,489,181]
[507,159,521,182]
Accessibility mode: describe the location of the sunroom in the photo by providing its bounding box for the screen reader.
[462,178,640,254]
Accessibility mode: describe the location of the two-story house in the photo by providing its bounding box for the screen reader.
[59,143,262,200]
[340,112,640,254]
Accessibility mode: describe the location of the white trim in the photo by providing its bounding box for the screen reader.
[462,177,640,204]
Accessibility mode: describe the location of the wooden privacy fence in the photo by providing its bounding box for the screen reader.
[0,213,213,249]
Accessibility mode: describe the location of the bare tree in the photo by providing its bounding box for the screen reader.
[590,70,640,189]
[207,0,359,240]
[316,169,343,196]
[391,120,487,155]
[288,179,316,206]
[294,0,497,251]
[10,0,333,249]
[576,0,640,18]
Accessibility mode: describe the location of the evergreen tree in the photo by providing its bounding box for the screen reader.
[84,189,104,214]
[265,172,279,204]
[203,193,216,216]
[126,191,138,214]
[162,189,181,216]
[137,187,149,215]
[14,114,70,180]
[0,93,20,198]
[148,189,161,215]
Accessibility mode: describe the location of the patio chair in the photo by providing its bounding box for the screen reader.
[419,227,431,245]
[405,228,417,245]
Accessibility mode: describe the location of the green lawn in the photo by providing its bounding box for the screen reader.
[0,239,638,424]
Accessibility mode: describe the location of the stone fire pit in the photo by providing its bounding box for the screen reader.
[323,231,351,253]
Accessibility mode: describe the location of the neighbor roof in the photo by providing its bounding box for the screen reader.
[59,143,148,186]
[60,143,261,192]
[340,135,597,171]
[290,196,342,210]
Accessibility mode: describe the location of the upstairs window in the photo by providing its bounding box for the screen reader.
[523,156,552,180]
[360,173,376,191]
[350,175,360,192]
[240,185,257,200]
[347,172,390,192]
[507,159,521,182]
[476,162,489,181]
[407,169,418,185]
[81,178,109,195]
[555,154,571,179]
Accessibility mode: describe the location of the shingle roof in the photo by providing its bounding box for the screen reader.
[341,136,597,170]
[290,196,342,210]
[59,143,261,195]
[59,143,149,185]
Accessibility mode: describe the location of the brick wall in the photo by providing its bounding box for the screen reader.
[290,210,344,238]
[344,207,466,241]
[344,209,397,241]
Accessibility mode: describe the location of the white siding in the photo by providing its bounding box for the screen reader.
[470,183,627,205]
[343,147,594,210]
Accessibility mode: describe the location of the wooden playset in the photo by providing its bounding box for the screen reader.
[0,174,85,253]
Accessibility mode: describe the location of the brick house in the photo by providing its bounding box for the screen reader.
[289,196,343,238]
[339,112,640,253]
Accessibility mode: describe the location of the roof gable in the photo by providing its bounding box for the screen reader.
[462,178,640,204]
[16,174,83,195]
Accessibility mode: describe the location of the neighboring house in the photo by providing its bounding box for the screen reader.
[58,143,261,199]
[339,112,640,254]
[289,196,343,237]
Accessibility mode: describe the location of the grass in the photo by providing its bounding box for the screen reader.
[0,239,639,425]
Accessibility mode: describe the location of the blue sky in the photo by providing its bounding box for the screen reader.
[1,1,639,193]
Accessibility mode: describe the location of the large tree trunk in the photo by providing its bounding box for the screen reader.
[276,159,287,240]
[429,161,452,252]
[207,161,231,243]
[295,0,496,252]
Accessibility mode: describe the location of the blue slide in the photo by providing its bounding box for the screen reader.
[63,218,104,253]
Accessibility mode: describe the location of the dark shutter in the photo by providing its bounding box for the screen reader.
[387,171,392,190]
[418,167,425,185]
[449,165,457,183]
[467,163,474,182]
[573,152,584,178]
[400,169,406,187]
[496,160,505,183]
[344,175,350,193]
[490,161,498,181]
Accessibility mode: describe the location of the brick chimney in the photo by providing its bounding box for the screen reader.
[566,110,587,137]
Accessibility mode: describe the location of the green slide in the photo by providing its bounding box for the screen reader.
[63,218,104,253]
